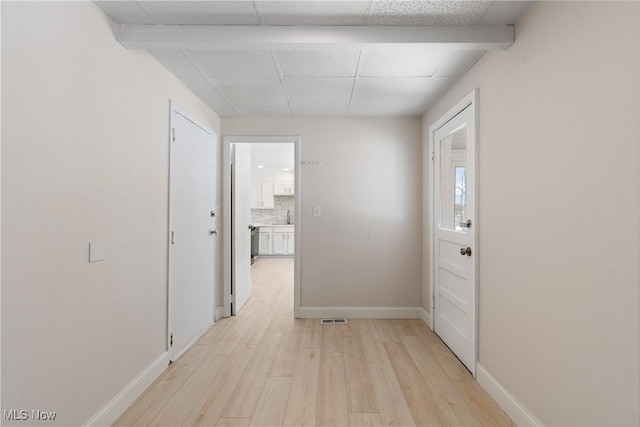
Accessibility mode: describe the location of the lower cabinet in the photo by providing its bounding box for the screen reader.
[258,229,272,255]
[258,226,294,256]
[273,231,294,255]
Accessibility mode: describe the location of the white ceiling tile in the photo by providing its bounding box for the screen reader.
[434,51,485,77]
[416,76,460,111]
[138,1,260,25]
[349,102,424,117]
[275,50,360,77]
[179,75,237,117]
[210,77,289,107]
[370,1,491,25]
[258,1,371,25]
[148,50,201,77]
[235,106,292,116]
[285,78,354,107]
[94,2,154,24]
[476,1,535,25]
[358,49,449,77]
[292,104,350,117]
[350,77,429,106]
[185,50,278,77]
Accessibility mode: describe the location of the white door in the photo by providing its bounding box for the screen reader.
[433,102,477,375]
[168,108,217,361]
[232,144,252,314]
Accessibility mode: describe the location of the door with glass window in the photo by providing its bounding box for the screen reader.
[433,101,476,375]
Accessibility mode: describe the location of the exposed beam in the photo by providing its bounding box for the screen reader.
[116,24,514,51]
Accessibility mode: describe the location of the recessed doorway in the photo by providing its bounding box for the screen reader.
[222,136,301,318]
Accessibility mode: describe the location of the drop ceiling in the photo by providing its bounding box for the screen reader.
[96,1,534,117]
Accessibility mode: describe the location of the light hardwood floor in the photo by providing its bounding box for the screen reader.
[115,257,513,427]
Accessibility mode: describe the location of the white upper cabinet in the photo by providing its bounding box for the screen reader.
[251,181,274,209]
[273,181,294,195]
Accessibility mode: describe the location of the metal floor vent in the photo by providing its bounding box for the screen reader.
[320,318,348,325]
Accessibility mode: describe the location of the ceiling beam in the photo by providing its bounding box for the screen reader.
[116,24,514,51]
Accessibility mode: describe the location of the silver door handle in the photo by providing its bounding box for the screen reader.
[210,229,217,235]
[459,220,472,228]
[460,247,471,256]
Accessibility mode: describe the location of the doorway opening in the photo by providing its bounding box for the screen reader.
[222,136,301,319]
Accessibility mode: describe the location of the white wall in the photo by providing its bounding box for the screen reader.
[2,2,220,425]
[423,2,639,426]
[223,118,423,313]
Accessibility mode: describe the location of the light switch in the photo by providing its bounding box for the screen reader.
[89,240,106,263]
[312,205,322,217]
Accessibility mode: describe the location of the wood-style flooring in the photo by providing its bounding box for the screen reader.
[115,257,513,427]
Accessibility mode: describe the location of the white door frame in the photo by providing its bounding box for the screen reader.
[222,135,302,318]
[428,89,478,372]
[168,101,218,360]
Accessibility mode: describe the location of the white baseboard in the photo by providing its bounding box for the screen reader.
[84,352,170,427]
[418,307,432,329]
[215,306,224,321]
[298,306,424,319]
[476,364,544,427]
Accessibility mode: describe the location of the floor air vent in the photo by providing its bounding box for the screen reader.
[320,318,348,325]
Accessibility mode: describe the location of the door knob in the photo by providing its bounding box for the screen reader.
[460,247,471,256]
[210,229,217,235]
[459,219,472,228]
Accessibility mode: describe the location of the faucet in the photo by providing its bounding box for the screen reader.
[287,210,291,224]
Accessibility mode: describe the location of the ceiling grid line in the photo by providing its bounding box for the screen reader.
[365,0,375,25]
[251,1,264,25]
[472,1,496,24]
[134,1,155,24]
[181,49,240,117]
[270,50,295,116]
[347,50,364,116]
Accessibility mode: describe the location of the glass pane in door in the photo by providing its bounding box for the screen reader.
[439,124,468,231]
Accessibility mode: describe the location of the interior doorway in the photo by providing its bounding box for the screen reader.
[222,136,301,318]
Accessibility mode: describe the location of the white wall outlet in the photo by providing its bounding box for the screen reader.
[312,205,322,217]
[89,240,106,262]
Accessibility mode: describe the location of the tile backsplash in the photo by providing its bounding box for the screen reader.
[252,195,295,225]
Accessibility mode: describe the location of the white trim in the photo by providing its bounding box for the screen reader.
[299,306,424,319]
[476,364,544,427]
[215,306,224,321]
[418,307,432,327]
[428,89,479,375]
[222,135,302,319]
[84,352,170,427]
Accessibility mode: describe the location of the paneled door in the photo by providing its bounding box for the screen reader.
[433,97,477,375]
[168,105,217,361]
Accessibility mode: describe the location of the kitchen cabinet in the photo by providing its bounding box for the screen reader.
[273,181,294,195]
[251,181,274,209]
[258,226,293,256]
[273,226,294,255]
[258,227,273,255]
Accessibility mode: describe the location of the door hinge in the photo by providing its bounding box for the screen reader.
[431,151,435,162]
[172,128,176,142]
[171,231,175,245]
[170,333,173,347]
